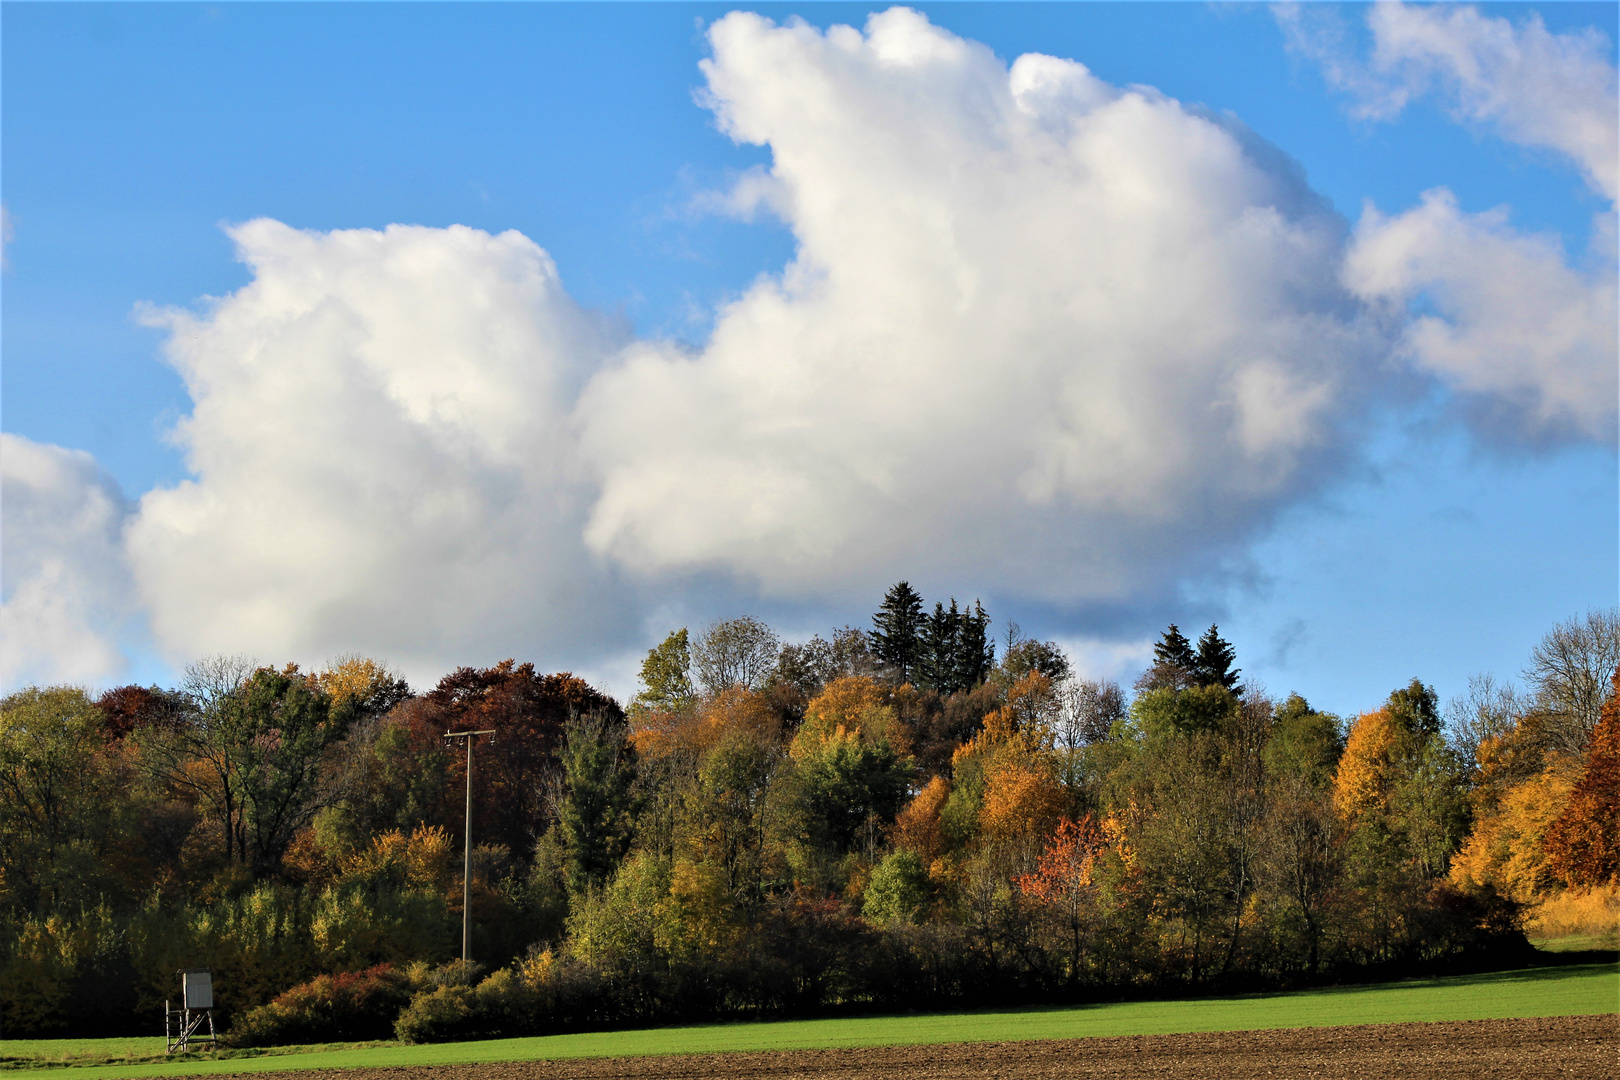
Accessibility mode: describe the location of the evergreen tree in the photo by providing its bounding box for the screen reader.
[1194,625,1241,693]
[1153,624,1197,671]
[916,599,995,696]
[920,600,962,694]
[872,581,925,685]
[953,600,994,691]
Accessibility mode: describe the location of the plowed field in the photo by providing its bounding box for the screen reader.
[219,1015,1616,1079]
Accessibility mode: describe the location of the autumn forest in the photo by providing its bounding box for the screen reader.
[1,587,1616,1044]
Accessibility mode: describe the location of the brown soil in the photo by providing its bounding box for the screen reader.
[232,1014,1618,1080]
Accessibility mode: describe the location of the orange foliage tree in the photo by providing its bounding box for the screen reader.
[892,775,950,867]
[1016,815,1108,984]
[1333,708,1401,821]
[951,683,1065,853]
[1543,671,1620,888]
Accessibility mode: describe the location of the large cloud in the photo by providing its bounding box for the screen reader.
[126,221,634,682]
[576,8,1383,606]
[14,6,1607,687]
[1,434,134,688]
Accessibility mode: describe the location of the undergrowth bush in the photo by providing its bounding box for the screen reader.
[227,963,413,1046]
[1526,884,1620,944]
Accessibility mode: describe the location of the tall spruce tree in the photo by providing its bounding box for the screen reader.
[559,714,637,892]
[916,599,995,695]
[872,581,925,685]
[1193,625,1241,693]
[953,600,994,691]
[920,601,962,693]
[1154,624,1197,671]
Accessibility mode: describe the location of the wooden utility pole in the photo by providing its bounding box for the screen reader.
[443,728,495,969]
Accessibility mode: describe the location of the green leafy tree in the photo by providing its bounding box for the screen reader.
[0,687,136,913]
[862,849,930,925]
[230,666,357,873]
[689,727,779,899]
[632,630,695,715]
[559,715,637,893]
[1002,638,1071,685]
[1130,684,1240,741]
[1261,694,1344,976]
[1129,732,1233,983]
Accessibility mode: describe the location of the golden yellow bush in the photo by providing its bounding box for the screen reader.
[1524,884,1620,944]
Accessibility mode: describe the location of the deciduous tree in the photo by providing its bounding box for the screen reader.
[1543,671,1620,887]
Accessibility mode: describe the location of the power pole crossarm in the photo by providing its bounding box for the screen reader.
[444,729,496,972]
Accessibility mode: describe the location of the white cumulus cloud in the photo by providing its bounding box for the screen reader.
[125,220,635,685]
[10,6,1607,686]
[1279,1,1618,198]
[1346,189,1617,442]
[1,434,135,689]
[576,8,1383,608]
[1281,1,1619,444]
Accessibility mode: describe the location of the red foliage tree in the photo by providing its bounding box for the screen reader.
[394,661,623,862]
[1543,670,1620,888]
[94,684,186,741]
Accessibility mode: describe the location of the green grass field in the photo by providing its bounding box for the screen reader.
[4,962,1615,1080]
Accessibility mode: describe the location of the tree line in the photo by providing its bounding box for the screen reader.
[1,591,1615,1043]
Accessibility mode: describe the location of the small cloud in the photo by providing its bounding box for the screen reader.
[1345,190,1617,445]
[1279,1,1618,199]
[1265,617,1309,670]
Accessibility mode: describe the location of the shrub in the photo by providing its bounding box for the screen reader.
[1525,884,1620,945]
[227,963,411,1046]
[394,968,529,1043]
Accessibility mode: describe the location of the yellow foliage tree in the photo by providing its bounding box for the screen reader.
[792,676,905,758]
[951,690,1064,848]
[1333,708,1400,820]
[314,655,409,713]
[1449,767,1574,903]
[981,755,1066,844]
[344,824,455,890]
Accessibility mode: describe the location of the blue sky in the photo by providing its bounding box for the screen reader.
[2,2,1615,717]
